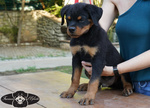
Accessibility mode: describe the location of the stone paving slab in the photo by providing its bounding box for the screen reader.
[0,46,71,59]
[0,71,150,108]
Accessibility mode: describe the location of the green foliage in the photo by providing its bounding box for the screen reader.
[0,57,13,61]
[45,4,63,17]
[43,0,63,7]
[54,66,88,79]
[107,23,115,42]
[0,25,18,43]
[11,26,18,42]
[44,0,63,17]
[0,0,5,5]
[93,0,103,7]
[0,55,25,61]
[0,26,10,35]
[15,66,37,73]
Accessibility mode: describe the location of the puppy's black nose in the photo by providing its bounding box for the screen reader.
[69,27,76,33]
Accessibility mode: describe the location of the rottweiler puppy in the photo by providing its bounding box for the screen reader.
[60,3,133,105]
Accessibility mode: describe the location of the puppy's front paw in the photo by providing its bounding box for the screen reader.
[60,91,75,98]
[78,93,95,105]
[78,98,94,105]
[122,84,133,96]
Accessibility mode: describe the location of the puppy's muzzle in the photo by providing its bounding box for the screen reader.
[69,26,76,33]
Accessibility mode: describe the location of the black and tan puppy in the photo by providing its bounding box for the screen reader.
[60,3,133,105]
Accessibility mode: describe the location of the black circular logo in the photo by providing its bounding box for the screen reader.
[1,91,40,107]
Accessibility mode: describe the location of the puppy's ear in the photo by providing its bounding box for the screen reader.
[85,5,103,26]
[61,5,71,25]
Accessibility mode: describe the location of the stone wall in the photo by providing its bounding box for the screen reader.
[36,11,68,47]
[0,11,37,43]
[0,10,68,48]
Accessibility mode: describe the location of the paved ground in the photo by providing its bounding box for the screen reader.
[0,46,72,72]
[0,46,71,59]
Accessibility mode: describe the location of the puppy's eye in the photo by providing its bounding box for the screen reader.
[79,19,85,22]
[67,16,71,20]
[77,16,85,22]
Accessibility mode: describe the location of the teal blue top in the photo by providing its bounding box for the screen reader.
[116,0,150,81]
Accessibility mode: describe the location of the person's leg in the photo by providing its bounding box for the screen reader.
[133,81,150,96]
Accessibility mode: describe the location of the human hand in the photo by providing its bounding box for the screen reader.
[81,61,114,76]
[102,66,114,76]
[81,61,92,75]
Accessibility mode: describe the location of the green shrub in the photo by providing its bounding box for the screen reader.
[0,25,18,43]
[45,4,63,17]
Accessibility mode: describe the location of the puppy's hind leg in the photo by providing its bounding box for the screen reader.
[121,74,133,96]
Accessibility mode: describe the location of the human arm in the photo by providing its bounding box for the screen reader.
[99,0,118,31]
[116,50,150,75]
[102,50,150,76]
[82,50,150,76]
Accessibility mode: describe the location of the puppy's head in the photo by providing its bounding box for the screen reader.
[61,3,103,38]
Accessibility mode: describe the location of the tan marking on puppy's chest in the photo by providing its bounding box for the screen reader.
[82,45,98,57]
[70,45,98,57]
[70,45,81,55]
